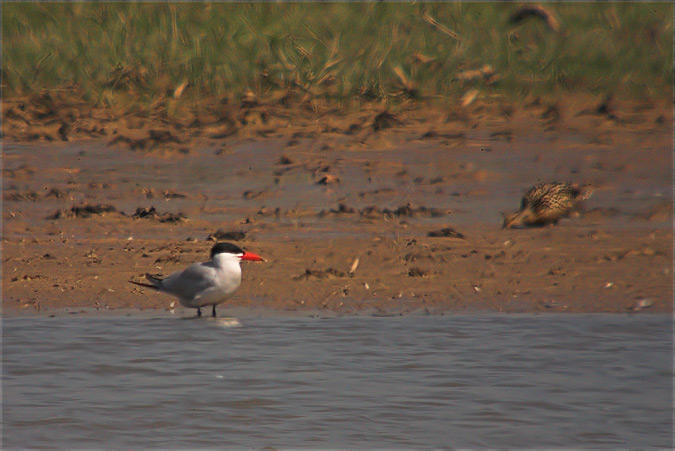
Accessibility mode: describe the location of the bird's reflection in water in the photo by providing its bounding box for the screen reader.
[179,316,242,328]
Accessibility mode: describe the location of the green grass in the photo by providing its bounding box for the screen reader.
[2,2,672,111]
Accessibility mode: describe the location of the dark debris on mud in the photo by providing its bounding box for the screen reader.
[207,230,247,241]
[293,268,349,281]
[108,129,184,152]
[46,204,119,220]
[132,206,187,223]
[5,187,71,202]
[45,204,187,223]
[319,202,449,219]
[428,227,466,239]
[4,191,39,202]
[407,267,431,277]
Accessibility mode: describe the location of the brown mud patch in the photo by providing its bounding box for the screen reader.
[2,94,672,315]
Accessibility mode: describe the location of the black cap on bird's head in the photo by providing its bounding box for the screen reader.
[210,242,265,262]
[210,242,244,258]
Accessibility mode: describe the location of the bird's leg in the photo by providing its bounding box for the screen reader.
[212,305,217,317]
[197,307,202,317]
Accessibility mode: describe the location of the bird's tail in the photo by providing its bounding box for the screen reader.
[128,273,163,290]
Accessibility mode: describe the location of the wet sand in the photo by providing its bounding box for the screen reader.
[3,96,672,315]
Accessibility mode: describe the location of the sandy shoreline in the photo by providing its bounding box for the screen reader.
[3,97,673,315]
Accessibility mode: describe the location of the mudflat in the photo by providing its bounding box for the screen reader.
[2,97,672,315]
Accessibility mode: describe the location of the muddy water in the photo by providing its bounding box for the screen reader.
[3,313,672,448]
[4,127,671,242]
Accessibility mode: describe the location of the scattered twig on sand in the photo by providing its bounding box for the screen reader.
[349,257,360,274]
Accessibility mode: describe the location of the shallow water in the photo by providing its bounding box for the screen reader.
[3,313,672,448]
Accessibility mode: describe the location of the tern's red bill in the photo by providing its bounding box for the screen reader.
[241,252,265,262]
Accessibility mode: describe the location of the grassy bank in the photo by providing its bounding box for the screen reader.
[2,2,672,113]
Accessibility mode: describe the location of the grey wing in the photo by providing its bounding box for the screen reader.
[160,263,217,301]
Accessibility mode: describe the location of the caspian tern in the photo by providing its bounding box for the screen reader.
[129,242,265,317]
